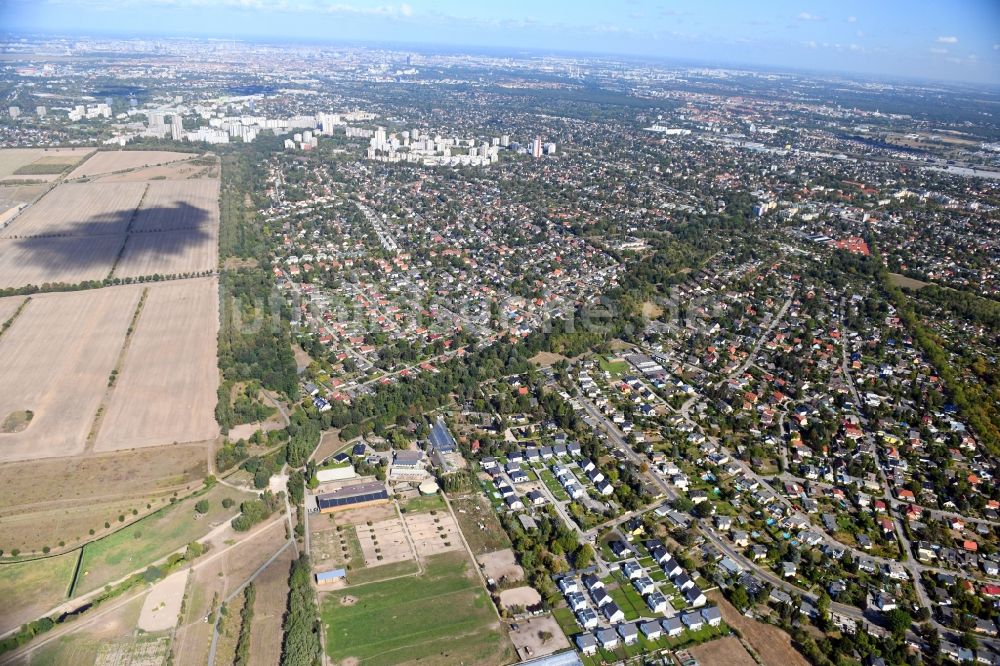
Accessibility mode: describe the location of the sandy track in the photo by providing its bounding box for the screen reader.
[66,151,194,180]
[138,569,188,632]
[94,278,219,452]
[0,286,142,462]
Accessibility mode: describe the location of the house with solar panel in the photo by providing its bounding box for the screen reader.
[316,481,390,513]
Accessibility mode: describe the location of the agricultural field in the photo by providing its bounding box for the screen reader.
[130,179,220,232]
[95,155,219,183]
[0,235,123,288]
[0,147,92,182]
[0,444,207,554]
[74,483,252,595]
[0,286,142,462]
[0,181,146,238]
[66,150,194,180]
[0,550,78,633]
[114,225,219,278]
[94,278,220,452]
[322,551,512,666]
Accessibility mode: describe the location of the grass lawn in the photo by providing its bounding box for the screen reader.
[610,574,649,619]
[75,484,250,594]
[399,493,447,514]
[551,607,580,638]
[323,551,512,666]
[599,357,629,378]
[0,550,79,632]
[540,469,570,501]
[347,558,420,585]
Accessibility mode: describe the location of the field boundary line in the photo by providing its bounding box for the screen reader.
[107,183,149,280]
[83,287,149,453]
[0,296,30,340]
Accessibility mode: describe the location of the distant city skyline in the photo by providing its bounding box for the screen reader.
[3,0,999,85]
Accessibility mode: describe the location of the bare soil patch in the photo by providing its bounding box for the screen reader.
[477,548,524,583]
[499,586,542,610]
[709,590,808,666]
[690,636,757,666]
[404,510,462,558]
[138,569,188,632]
[356,517,414,566]
[642,301,664,318]
[508,616,571,661]
[529,351,568,366]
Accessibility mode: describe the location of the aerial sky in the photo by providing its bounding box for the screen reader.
[3,0,999,85]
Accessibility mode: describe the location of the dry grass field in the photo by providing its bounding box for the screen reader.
[709,590,809,666]
[20,593,155,666]
[0,286,141,462]
[0,444,206,553]
[0,235,123,288]
[0,181,146,238]
[94,278,220,452]
[0,551,78,633]
[689,636,757,666]
[66,150,194,180]
[172,521,287,666]
[131,179,219,232]
[247,545,294,666]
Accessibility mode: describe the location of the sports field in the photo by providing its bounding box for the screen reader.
[322,551,512,666]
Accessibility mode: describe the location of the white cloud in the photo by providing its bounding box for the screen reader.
[849,43,861,52]
[804,40,817,49]
[929,47,948,54]
[797,11,823,21]
[846,16,857,23]
[936,36,958,44]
